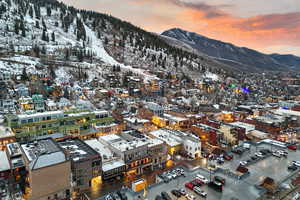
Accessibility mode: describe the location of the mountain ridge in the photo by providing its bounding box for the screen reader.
[161,28,300,71]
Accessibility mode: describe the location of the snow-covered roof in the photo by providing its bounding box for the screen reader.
[21,139,67,170]
[0,126,14,138]
[102,159,125,172]
[0,151,10,172]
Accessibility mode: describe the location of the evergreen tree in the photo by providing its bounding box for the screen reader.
[42,18,47,31]
[51,31,55,42]
[20,20,25,37]
[35,20,40,29]
[46,7,51,17]
[21,67,28,81]
[14,20,19,35]
[41,29,47,41]
[29,5,33,18]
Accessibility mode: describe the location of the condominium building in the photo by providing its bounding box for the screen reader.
[5,110,115,141]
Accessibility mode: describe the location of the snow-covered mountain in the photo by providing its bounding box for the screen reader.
[162,28,300,71]
[0,0,233,84]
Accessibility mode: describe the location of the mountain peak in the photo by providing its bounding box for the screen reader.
[161,28,300,71]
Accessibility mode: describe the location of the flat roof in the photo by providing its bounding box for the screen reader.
[102,159,125,172]
[85,139,114,162]
[58,139,99,162]
[21,139,67,170]
[149,129,181,147]
[0,126,14,138]
[164,114,187,122]
[272,109,300,117]
[18,110,64,120]
[230,122,255,132]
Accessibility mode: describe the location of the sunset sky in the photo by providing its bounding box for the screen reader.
[60,0,300,56]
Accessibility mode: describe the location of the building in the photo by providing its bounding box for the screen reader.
[20,139,71,200]
[149,129,201,159]
[0,150,10,180]
[99,130,167,176]
[5,109,115,141]
[32,95,45,112]
[0,126,15,150]
[191,124,221,146]
[6,143,26,185]
[58,138,102,192]
[219,123,246,146]
[146,102,164,117]
[85,139,126,180]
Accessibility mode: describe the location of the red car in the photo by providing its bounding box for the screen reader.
[287,145,297,150]
[224,155,233,161]
[192,179,204,186]
[185,182,194,190]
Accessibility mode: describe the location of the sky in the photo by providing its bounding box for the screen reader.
[60,0,300,56]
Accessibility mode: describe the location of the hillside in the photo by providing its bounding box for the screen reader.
[162,28,300,71]
[0,0,233,84]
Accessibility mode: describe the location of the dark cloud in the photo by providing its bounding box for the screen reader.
[168,0,232,18]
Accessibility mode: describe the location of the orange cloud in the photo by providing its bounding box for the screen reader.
[179,8,300,51]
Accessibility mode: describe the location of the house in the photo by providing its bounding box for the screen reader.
[32,94,45,112]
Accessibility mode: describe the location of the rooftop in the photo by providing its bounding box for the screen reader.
[58,139,99,162]
[0,150,10,172]
[85,139,115,162]
[21,138,67,170]
[0,126,14,138]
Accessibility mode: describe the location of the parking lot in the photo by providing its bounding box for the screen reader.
[99,143,300,200]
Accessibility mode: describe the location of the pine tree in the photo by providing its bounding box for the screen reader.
[20,20,25,37]
[35,20,40,29]
[51,32,55,42]
[14,20,19,35]
[21,67,28,81]
[29,6,33,18]
[41,29,47,41]
[42,18,47,31]
[46,7,51,17]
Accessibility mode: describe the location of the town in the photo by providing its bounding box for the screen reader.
[0,66,300,200]
[0,0,300,199]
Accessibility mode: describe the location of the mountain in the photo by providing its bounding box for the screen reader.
[161,28,300,71]
[270,54,300,68]
[0,0,235,84]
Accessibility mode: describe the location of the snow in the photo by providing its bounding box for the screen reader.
[204,72,219,81]
[85,24,158,83]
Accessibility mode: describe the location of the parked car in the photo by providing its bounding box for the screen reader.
[272,152,281,158]
[105,194,114,200]
[185,194,196,200]
[196,174,209,184]
[288,165,298,171]
[239,161,247,166]
[112,193,121,200]
[288,145,297,150]
[161,192,172,200]
[214,176,226,185]
[255,152,264,158]
[292,161,300,167]
[193,186,207,197]
[208,181,223,192]
[117,190,127,200]
[179,188,186,196]
[171,189,182,198]
[224,154,233,161]
[185,182,194,190]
